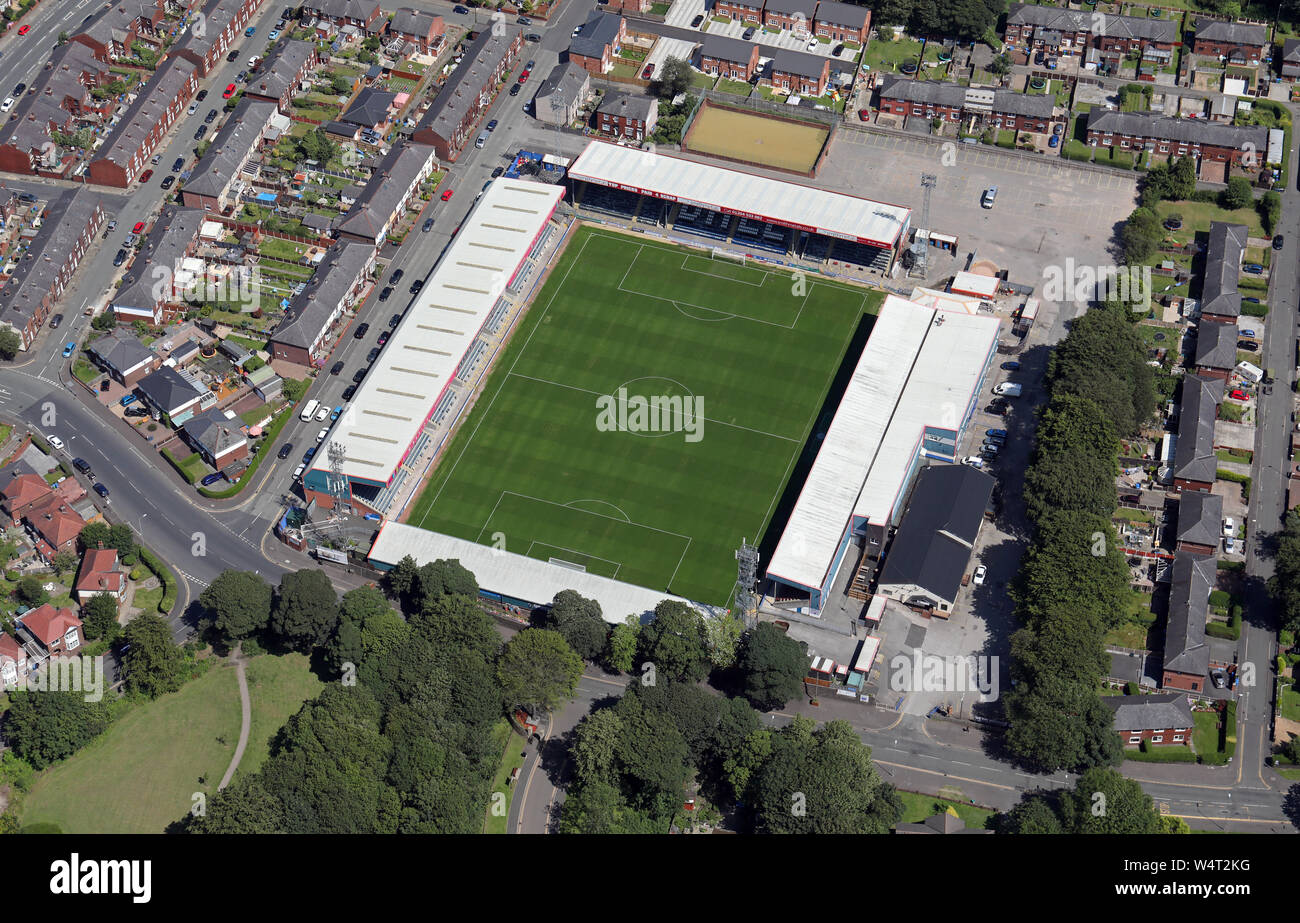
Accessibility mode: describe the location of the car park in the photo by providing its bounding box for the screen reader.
[278,442,294,459]
[379,286,393,301]
[354,322,370,338]
[94,483,109,500]
[201,472,224,487]
[160,175,175,190]
[61,341,76,357]
[330,360,344,375]
[422,217,434,232]
[48,313,62,329]
[972,565,987,586]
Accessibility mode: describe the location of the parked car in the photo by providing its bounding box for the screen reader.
[196,89,208,101]
[981,186,997,208]
[572,24,582,36]
[277,442,294,459]
[367,347,381,362]
[227,49,240,62]
[292,464,305,480]
[1048,135,1059,148]
[205,108,218,123]
[1000,360,1020,371]
[389,313,402,327]
[981,443,1000,457]
[120,394,138,407]
[486,118,498,132]
[124,406,149,418]
[961,455,984,468]
[61,341,76,357]
[389,268,404,283]
[303,446,316,463]
[173,157,185,172]
[47,435,63,450]
[806,39,819,50]
[73,458,93,475]
[1223,517,1235,537]
[409,279,424,294]
[90,482,110,502]
[691,14,703,26]
[316,428,328,443]
[1243,296,1261,304]
[986,402,1009,416]
[1243,263,1264,274]
[379,285,393,301]
[200,472,224,487]
[491,166,504,178]
[1240,328,1257,338]
[223,83,237,98]
[354,322,370,339]
[193,126,207,140]
[268,30,280,40]
[517,15,532,25]
[48,313,63,329]
[124,233,137,248]
[13,83,24,95]
[509,83,521,96]
[330,360,344,375]
[422,217,434,232]
[342,385,357,401]
[1274,235,1285,250]
[525,32,541,43]
[1238,340,1259,351]
[377,330,390,346]
[742,27,755,39]
[454,4,469,12]
[132,221,145,234]
[113,248,128,266]
[352,367,368,384]
[16,25,28,36]
[972,565,987,586]
[642,63,655,79]
[1229,388,1248,401]
[187,102,198,115]
[330,406,342,421]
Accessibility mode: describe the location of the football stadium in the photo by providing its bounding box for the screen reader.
[313,141,998,620]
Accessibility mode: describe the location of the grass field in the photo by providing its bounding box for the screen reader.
[682,101,829,174]
[408,228,881,605]
[896,790,994,830]
[234,652,325,779]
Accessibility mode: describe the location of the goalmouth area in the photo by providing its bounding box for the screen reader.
[404,226,882,607]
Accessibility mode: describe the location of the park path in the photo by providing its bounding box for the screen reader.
[218,648,251,791]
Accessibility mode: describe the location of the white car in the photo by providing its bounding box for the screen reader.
[317,428,329,442]
[47,435,63,451]
[187,103,198,114]
[1,97,15,113]
[1222,517,1235,537]
[1225,537,1237,554]
[961,455,984,468]
[973,565,987,586]
[572,25,582,36]
[314,406,328,421]
[292,464,305,480]
[806,39,819,51]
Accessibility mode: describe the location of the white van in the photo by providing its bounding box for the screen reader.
[993,382,1022,398]
[299,398,320,422]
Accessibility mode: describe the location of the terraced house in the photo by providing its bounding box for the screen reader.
[87,58,199,187]
[70,0,170,62]
[413,24,522,161]
[0,188,105,350]
[766,47,829,96]
[878,77,1055,132]
[109,206,206,324]
[763,0,817,32]
[568,11,627,76]
[1084,111,1269,171]
[335,142,436,246]
[1191,19,1268,64]
[181,98,281,212]
[244,39,319,112]
[698,33,761,80]
[385,7,444,54]
[173,0,268,76]
[1003,2,1179,64]
[301,0,383,35]
[714,0,763,24]
[269,240,375,366]
[811,0,870,44]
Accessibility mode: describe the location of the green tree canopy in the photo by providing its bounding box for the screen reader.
[544,590,609,661]
[200,569,273,641]
[655,55,692,99]
[82,593,121,643]
[5,690,112,769]
[497,628,583,712]
[638,600,710,683]
[1058,767,1162,834]
[271,569,340,651]
[121,612,182,699]
[738,622,808,711]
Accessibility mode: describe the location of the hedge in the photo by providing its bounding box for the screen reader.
[138,544,178,615]
[1206,620,1240,641]
[1127,743,1197,762]
[1217,559,1245,572]
[161,448,197,484]
[1209,589,1231,608]
[1216,469,1251,501]
[196,402,294,498]
[1242,301,1269,317]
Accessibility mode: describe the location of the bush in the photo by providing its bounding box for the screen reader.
[1242,301,1268,317]
[1206,620,1240,640]
[241,637,264,657]
[1209,589,1232,609]
[1128,742,1197,762]
[1124,681,1137,695]
[1190,189,1219,203]
[161,448,197,484]
[137,545,177,614]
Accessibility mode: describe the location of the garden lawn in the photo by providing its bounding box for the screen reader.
[896,790,993,830]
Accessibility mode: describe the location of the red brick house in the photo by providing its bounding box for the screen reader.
[715,0,763,23]
[71,0,167,62]
[413,25,523,161]
[1191,20,1268,65]
[1173,490,1223,556]
[698,34,761,80]
[386,8,445,54]
[173,0,266,77]
[766,48,830,96]
[1172,374,1222,494]
[596,92,658,141]
[763,0,817,32]
[1162,552,1213,692]
[17,604,84,657]
[606,0,650,12]
[1105,693,1196,746]
[87,59,199,188]
[75,548,126,606]
[1084,111,1269,171]
[568,12,627,76]
[302,0,383,36]
[23,494,86,562]
[1191,319,1237,381]
[0,473,53,525]
[813,0,870,44]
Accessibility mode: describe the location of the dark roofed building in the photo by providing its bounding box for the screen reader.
[767,47,831,96]
[88,58,199,188]
[1175,490,1224,555]
[269,240,375,367]
[182,407,249,468]
[135,365,206,424]
[335,142,436,245]
[569,11,627,75]
[1193,319,1238,378]
[1200,221,1249,322]
[763,0,817,31]
[896,811,992,834]
[245,40,320,112]
[875,464,996,614]
[698,33,761,80]
[1192,19,1268,62]
[87,331,159,386]
[595,92,657,141]
[1085,110,1268,169]
[110,206,205,325]
[535,61,591,126]
[173,0,264,76]
[181,98,278,212]
[302,0,383,34]
[878,78,1055,131]
[813,0,871,44]
[340,88,396,131]
[1162,552,1214,691]
[1105,693,1196,746]
[1284,38,1300,79]
[386,8,445,53]
[1173,374,1223,493]
[412,25,523,161]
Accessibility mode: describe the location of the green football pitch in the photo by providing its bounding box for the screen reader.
[407,227,881,606]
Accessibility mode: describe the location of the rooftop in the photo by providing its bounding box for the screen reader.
[94,58,196,170]
[416,24,522,144]
[182,97,278,200]
[1104,692,1195,732]
[1163,551,1214,677]
[270,239,374,349]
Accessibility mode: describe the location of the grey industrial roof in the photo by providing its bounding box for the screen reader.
[1163,552,1214,677]
[570,10,622,59]
[1201,221,1248,318]
[95,58,196,170]
[699,32,757,64]
[813,0,870,29]
[0,188,103,334]
[1086,110,1269,152]
[136,365,203,414]
[111,206,206,314]
[270,240,372,349]
[1104,692,1195,732]
[88,331,154,375]
[876,464,995,605]
[340,88,395,127]
[183,407,246,457]
[1173,374,1224,484]
[1194,19,1268,46]
[1175,489,1224,548]
[183,98,277,200]
[1193,318,1238,370]
[768,47,829,79]
[536,61,589,108]
[335,142,434,241]
[597,91,655,122]
[416,24,522,144]
[248,40,317,103]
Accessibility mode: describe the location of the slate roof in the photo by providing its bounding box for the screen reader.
[1283,38,1300,64]
[1173,374,1224,484]
[536,61,590,108]
[879,76,1054,118]
[307,0,381,21]
[1006,2,1178,42]
[1194,19,1268,47]
[1086,110,1269,152]
[813,0,870,29]
[247,40,317,104]
[340,88,395,128]
[1175,490,1224,548]
[175,0,247,62]
[94,58,196,172]
[415,24,521,145]
[183,98,277,200]
[1104,692,1195,732]
[1163,551,1214,677]
[763,0,817,17]
[270,240,373,349]
[597,91,655,122]
[768,47,829,79]
[136,365,204,414]
[876,464,995,605]
[1200,221,1248,318]
[88,331,155,376]
[1192,319,1237,370]
[335,142,434,242]
[0,187,103,338]
[699,32,757,64]
[389,7,442,38]
[570,10,622,59]
[896,812,990,834]
[112,207,205,314]
[183,407,246,458]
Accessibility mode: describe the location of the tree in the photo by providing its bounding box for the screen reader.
[497,628,583,711]
[15,575,48,607]
[638,600,710,683]
[5,691,112,769]
[1012,510,1129,636]
[0,327,19,360]
[382,554,419,606]
[411,592,500,663]
[570,708,623,787]
[559,781,660,834]
[988,53,1010,77]
[1270,510,1300,634]
[1260,189,1282,236]
[738,622,808,710]
[704,612,744,669]
[78,522,135,556]
[1022,394,1119,524]
[655,55,691,99]
[1219,175,1253,211]
[1120,206,1163,264]
[607,615,639,673]
[613,698,692,812]
[999,792,1063,833]
[1046,303,1154,438]
[82,593,120,643]
[51,550,78,576]
[329,73,353,95]
[271,569,339,651]
[414,559,478,610]
[121,613,182,699]
[189,777,285,833]
[298,127,337,164]
[1058,767,1162,834]
[544,590,608,661]
[200,570,273,641]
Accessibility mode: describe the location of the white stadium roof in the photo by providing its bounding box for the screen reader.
[368,521,699,623]
[317,179,565,485]
[568,139,912,249]
[765,295,1000,595]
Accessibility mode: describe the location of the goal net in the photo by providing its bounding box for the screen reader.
[711,248,746,266]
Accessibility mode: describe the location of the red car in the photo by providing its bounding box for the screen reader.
[858,109,871,121]
[641,63,655,79]
[132,221,144,234]
[139,169,153,182]
[1229,388,1248,401]
[440,188,453,201]
[222,83,237,98]
[518,69,529,83]
[16,25,29,36]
